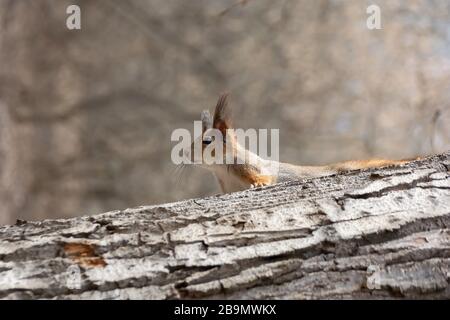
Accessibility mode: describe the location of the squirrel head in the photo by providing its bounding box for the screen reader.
[189,93,239,167]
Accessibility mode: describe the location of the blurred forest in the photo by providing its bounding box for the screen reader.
[0,0,449,225]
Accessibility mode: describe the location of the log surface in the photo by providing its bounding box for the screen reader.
[0,152,449,299]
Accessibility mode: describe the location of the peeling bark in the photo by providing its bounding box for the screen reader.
[0,152,449,300]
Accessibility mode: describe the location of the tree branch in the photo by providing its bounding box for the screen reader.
[0,151,449,299]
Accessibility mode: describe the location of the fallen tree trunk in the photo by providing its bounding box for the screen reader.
[0,152,449,299]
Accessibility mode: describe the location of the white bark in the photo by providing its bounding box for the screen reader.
[0,151,449,299]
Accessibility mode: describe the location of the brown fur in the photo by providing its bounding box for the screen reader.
[328,159,409,173]
[232,164,275,187]
[197,94,419,193]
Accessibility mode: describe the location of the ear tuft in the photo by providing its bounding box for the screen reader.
[213,92,232,135]
[201,110,212,132]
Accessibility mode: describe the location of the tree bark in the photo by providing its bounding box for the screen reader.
[0,152,449,300]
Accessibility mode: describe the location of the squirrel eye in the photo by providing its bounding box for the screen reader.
[202,137,212,145]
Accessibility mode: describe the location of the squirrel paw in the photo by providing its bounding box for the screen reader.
[250,182,268,188]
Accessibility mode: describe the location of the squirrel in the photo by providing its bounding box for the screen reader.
[189,93,419,194]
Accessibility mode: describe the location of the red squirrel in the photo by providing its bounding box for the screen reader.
[188,93,419,194]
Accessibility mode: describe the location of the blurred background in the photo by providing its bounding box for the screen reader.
[0,0,449,225]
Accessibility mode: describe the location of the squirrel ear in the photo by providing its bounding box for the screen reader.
[201,110,212,132]
[213,92,232,135]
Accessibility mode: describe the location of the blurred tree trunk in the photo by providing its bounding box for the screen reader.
[0,152,448,299]
[0,1,84,224]
[0,1,129,224]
